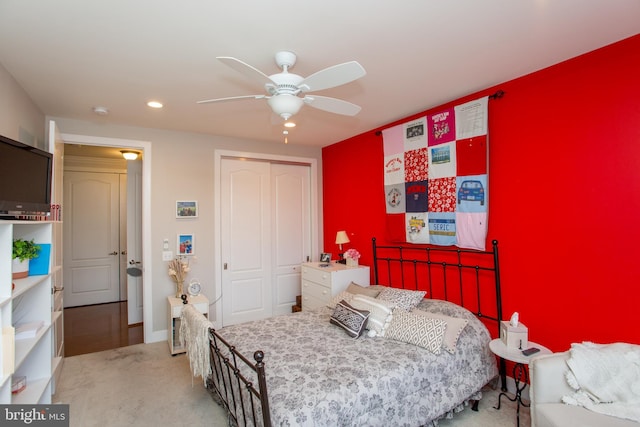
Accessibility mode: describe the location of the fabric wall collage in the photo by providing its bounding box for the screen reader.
[382,96,489,250]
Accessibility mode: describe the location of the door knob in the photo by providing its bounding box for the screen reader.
[109,251,118,255]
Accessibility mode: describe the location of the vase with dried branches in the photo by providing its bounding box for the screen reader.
[167,256,190,297]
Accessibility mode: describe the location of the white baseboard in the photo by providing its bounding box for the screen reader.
[145,329,168,344]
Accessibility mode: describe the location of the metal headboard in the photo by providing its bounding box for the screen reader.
[371,238,503,332]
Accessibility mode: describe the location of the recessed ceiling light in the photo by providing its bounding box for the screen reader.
[93,106,109,115]
[284,121,296,128]
[147,101,163,109]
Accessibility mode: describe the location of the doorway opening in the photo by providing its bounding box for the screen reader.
[59,133,153,355]
[64,302,142,356]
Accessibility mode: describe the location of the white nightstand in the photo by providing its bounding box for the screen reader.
[167,295,209,355]
[301,262,370,311]
[489,338,552,427]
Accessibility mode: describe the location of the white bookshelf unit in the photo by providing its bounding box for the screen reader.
[0,220,60,404]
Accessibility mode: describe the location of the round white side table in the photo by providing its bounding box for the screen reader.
[489,338,552,427]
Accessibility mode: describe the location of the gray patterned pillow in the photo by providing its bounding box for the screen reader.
[330,300,370,338]
[385,310,446,354]
[412,309,469,354]
[377,288,426,311]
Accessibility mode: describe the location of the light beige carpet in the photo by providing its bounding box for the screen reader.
[53,341,530,427]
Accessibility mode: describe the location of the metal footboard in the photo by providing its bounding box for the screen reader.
[207,327,272,427]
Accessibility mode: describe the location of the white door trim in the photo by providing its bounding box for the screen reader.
[60,133,156,342]
[213,149,320,328]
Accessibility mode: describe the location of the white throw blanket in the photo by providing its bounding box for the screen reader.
[179,304,213,385]
[562,341,640,423]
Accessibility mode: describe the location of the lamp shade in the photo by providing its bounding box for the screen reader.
[335,231,350,245]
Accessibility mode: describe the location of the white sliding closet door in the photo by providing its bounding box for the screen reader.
[221,158,311,326]
[271,163,311,317]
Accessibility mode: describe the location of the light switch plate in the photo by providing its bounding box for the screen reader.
[162,250,173,261]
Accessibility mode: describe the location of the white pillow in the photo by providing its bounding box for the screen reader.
[327,291,354,309]
[350,294,395,337]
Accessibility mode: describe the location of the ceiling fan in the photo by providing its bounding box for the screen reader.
[197,51,366,121]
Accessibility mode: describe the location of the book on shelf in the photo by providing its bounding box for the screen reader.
[2,327,15,375]
[14,320,45,340]
[28,243,51,276]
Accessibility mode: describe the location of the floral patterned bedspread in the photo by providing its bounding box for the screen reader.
[214,299,498,427]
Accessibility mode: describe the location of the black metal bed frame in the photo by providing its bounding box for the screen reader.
[207,328,272,427]
[371,238,503,332]
[206,237,504,427]
[372,237,506,397]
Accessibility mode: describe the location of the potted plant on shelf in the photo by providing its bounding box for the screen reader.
[12,238,41,279]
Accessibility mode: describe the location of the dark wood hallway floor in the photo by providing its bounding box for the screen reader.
[64,301,143,357]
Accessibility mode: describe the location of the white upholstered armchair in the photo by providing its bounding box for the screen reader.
[529,350,639,427]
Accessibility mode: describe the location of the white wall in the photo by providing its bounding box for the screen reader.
[0,63,45,146]
[49,117,324,341]
[0,61,325,343]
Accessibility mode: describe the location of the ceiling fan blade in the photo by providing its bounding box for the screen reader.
[303,95,362,116]
[217,56,273,86]
[300,61,366,92]
[197,94,266,104]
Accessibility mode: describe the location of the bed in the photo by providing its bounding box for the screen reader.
[205,238,503,427]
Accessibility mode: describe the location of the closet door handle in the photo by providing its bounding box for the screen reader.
[109,251,118,255]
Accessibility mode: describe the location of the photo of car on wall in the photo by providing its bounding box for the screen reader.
[458,180,485,205]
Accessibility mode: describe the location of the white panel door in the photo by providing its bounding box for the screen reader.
[271,163,311,316]
[221,159,272,326]
[63,171,120,307]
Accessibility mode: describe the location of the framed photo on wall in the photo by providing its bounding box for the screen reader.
[176,200,198,218]
[177,233,195,256]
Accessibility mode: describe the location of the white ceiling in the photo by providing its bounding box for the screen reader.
[1,1,638,147]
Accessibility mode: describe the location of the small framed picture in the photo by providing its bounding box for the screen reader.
[320,253,331,263]
[176,201,198,218]
[177,234,195,256]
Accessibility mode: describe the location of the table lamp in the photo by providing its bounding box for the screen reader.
[335,230,350,263]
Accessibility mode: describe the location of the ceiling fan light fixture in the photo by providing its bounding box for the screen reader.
[198,51,366,129]
[268,94,304,120]
[147,101,163,109]
[284,121,296,128]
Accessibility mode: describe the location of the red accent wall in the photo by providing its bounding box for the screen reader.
[322,34,640,352]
